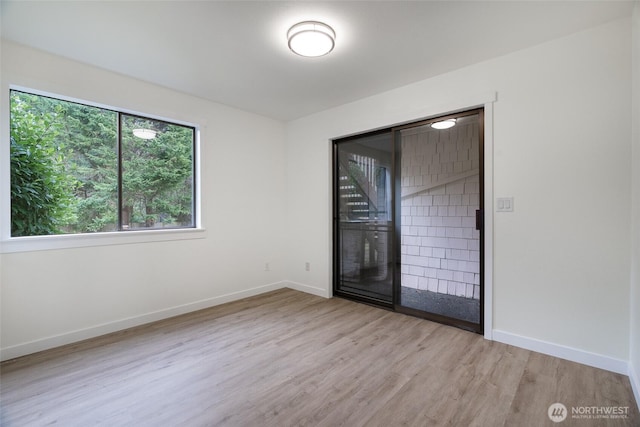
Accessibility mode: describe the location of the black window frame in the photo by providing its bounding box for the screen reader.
[9,89,198,237]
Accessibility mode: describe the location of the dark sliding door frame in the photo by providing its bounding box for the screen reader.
[332,128,395,309]
[332,108,484,334]
[392,109,484,334]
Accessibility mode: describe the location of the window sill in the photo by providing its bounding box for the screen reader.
[0,228,207,254]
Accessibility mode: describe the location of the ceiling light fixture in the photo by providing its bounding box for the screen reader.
[132,128,157,140]
[431,119,456,130]
[287,21,336,57]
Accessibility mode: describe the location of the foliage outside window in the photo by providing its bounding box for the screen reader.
[9,90,196,237]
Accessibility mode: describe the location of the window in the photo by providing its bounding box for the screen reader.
[9,90,196,237]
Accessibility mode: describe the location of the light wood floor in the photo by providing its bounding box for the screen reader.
[1,288,637,426]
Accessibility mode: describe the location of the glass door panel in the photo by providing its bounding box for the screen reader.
[333,109,483,333]
[395,111,483,330]
[334,131,393,303]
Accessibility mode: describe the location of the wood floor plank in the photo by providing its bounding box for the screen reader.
[506,352,639,427]
[1,289,637,426]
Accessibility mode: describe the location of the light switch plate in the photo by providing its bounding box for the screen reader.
[496,197,514,212]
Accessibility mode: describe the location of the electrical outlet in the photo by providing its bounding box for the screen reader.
[305,262,310,271]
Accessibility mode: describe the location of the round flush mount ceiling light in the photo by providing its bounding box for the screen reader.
[132,128,157,140]
[431,119,457,130]
[287,21,336,57]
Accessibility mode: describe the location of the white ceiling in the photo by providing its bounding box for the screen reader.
[1,1,634,121]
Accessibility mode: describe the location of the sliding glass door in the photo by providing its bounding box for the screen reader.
[394,110,483,331]
[334,131,393,304]
[333,109,483,333]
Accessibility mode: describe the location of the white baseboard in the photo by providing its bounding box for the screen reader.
[629,362,640,411]
[0,281,287,362]
[284,280,331,298]
[492,329,629,375]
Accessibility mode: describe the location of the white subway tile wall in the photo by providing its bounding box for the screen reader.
[400,119,481,299]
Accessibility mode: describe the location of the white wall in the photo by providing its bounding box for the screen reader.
[0,41,287,360]
[629,0,640,407]
[285,18,632,364]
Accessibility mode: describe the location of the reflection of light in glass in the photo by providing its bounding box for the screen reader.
[132,128,157,139]
[431,119,457,130]
[287,21,336,57]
